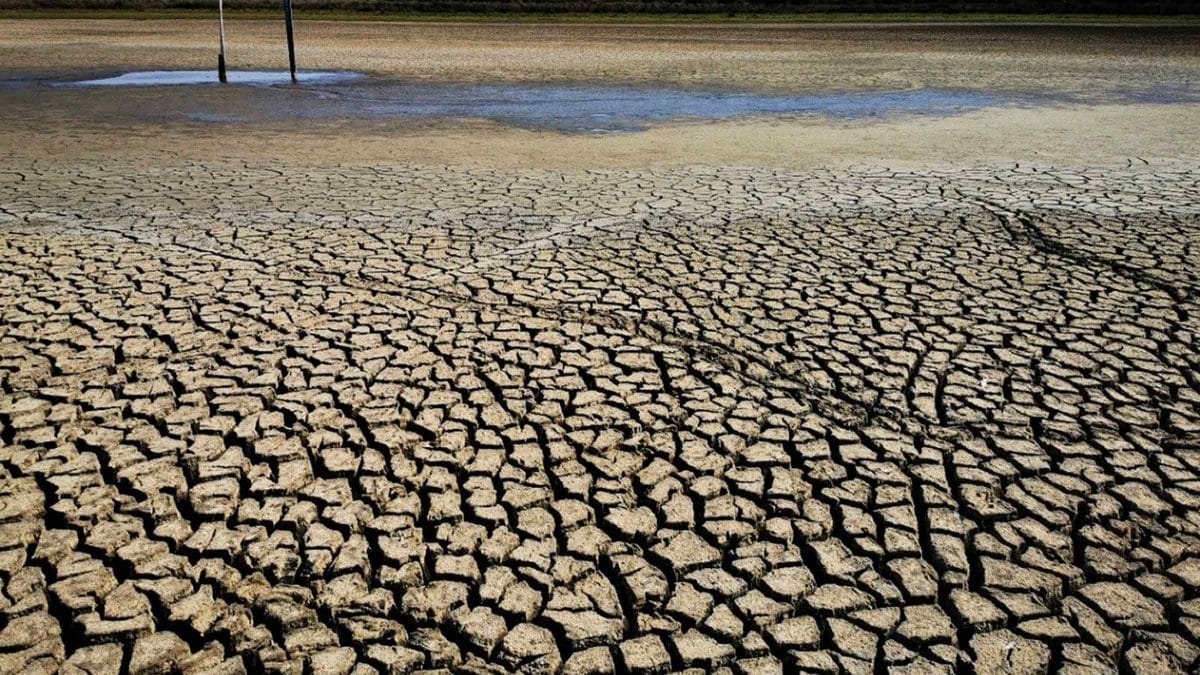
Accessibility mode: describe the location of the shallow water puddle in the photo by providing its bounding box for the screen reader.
[295,81,1009,131]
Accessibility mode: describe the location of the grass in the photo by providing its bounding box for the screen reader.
[1,8,1198,23]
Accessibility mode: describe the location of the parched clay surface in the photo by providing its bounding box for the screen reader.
[1,160,1199,673]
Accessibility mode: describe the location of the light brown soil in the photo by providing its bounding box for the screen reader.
[3,19,1199,94]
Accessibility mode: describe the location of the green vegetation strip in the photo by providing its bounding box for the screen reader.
[2,8,1198,23]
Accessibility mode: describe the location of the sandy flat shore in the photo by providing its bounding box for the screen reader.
[2,19,1199,167]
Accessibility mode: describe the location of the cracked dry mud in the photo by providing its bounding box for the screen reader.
[1,159,1199,674]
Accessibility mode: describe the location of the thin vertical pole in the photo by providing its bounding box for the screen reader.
[217,0,228,83]
[283,0,297,83]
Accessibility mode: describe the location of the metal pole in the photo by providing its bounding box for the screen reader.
[283,0,297,83]
[217,0,228,83]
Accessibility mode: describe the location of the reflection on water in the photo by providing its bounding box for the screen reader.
[47,70,1200,132]
[63,70,363,87]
